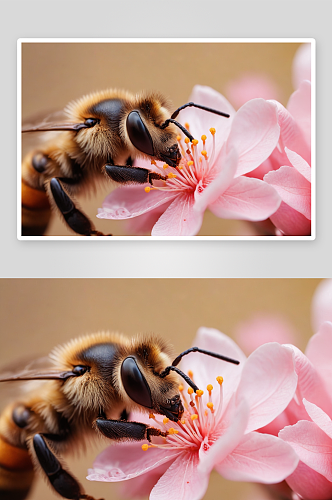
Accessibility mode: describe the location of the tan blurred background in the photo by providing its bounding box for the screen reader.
[21,41,301,236]
[0,278,322,500]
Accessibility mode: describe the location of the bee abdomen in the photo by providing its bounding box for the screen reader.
[21,180,51,236]
[0,437,34,500]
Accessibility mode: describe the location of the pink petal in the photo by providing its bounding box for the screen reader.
[286,461,332,500]
[180,327,247,409]
[285,147,311,182]
[225,73,281,109]
[151,192,203,236]
[151,452,209,500]
[284,344,332,418]
[311,279,332,332]
[209,176,281,221]
[236,343,297,433]
[198,398,250,473]
[98,185,177,220]
[234,313,299,355]
[87,442,181,482]
[269,200,311,236]
[292,43,312,89]
[194,147,238,213]
[226,99,280,176]
[264,166,311,219]
[216,432,298,483]
[270,99,310,164]
[120,462,169,499]
[125,201,172,235]
[179,85,235,148]
[287,81,311,149]
[305,322,332,395]
[303,399,332,440]
[279,420,332,481]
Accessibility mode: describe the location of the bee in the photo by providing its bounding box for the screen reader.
[22,89,229,236]
[0,331,239,500]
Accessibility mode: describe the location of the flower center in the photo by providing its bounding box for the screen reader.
[144,126,217,195]
[141,373,224,453]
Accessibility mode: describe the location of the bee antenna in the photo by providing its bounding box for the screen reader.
[171,347,240,367]
[159,119,195,142]
[156,366,199,392]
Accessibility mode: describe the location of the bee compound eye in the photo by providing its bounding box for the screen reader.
[121,357,153,408]
[84,118,99,128]
[126,111,154,156]
[72,365,89,376]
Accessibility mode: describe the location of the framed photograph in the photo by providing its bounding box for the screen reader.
[18,39,315,240]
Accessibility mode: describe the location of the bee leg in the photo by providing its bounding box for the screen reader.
[95,418,167,442]
[32,434,103,500]
[105,164,167,185]
[49,178,110,236]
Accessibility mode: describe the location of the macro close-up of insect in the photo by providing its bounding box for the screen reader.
[22,89,229,237]
[0,331,239,500]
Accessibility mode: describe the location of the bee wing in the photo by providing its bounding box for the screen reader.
[22,109,87,134]
[0,355,74,382]
[21,110,72,154]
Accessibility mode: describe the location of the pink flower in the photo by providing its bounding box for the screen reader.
[225,73,282,110]
[97,86,281,236]
[311,279,332,332]
[279,322,332,499]
[87,327,298,500]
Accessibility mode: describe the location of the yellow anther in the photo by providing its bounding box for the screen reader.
[204,410,208,417]
[178,384,184,392]
[180,419,186,425]
[178,165,183,169]
[201,135,207,142]
[199,157,202,163]
[151,159,157,165]
[163,163,169,169]
[188,387,194,395]
[185,122,190,130]
[168,427,179,435]
[149,413,155,419]
[187,161,194,167]
[145,187,151,193]
[209,127,216,135]
[176,135,181,141]
[142,444,149,451]
[216,376,224,385]
[196,390,204,397]
[207,384,213,392]
[207,402,214,410]
[192,139,199,146]
[184,137,190,144]
[188,370,194,378]
[201,150,207,157]
[163,417,169,424]
[190,414,198,421]
[167,172,177,178]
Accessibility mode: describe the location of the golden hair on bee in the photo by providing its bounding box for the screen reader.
[0,330,239,500]
[21,88,230,236]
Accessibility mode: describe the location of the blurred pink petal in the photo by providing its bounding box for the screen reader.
[311,279,332,332]
[292,43,312,89]
[234,313,298,355]
[303,399,332,440]
[305,321,332,395]
[225,73,281,110]
[287,81,311,149]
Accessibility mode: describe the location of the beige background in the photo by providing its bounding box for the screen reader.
[0,278,322,499]
[22,41,301,236]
